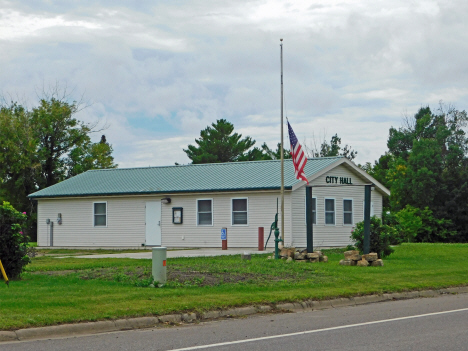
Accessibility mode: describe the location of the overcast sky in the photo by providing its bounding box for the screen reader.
[1,1,467,168]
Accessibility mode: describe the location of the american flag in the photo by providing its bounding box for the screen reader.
[287,121,309,184]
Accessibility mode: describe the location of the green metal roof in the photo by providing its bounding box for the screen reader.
[28,157,343,199]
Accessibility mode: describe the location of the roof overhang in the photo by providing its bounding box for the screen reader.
[292,157,390,196]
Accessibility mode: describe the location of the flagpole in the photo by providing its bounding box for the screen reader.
[280,38,285,245]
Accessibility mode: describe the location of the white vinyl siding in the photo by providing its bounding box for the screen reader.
[343,199,353,225]
[37,196,147,247]
[197,199,213,226]
[231,198,248,226]
[161,191,292,248]
[93,202,107,227]
[290,163,385,248]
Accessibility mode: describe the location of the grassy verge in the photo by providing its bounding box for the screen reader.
[1,243,467,330]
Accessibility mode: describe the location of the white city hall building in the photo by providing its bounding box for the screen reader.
[29,157,389,248]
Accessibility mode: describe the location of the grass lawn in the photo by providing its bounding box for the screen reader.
[0,243,467,330]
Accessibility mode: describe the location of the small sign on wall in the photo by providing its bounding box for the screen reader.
[172,207,183,224]
[221,228,227,240]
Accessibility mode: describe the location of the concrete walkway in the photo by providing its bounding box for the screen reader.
[59,248,272,259]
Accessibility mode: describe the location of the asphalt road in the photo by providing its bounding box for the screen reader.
[3,293,468,351]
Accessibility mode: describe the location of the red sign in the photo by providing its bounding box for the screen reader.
[163,260,166,267]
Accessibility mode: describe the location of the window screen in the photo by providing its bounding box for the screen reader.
[94,202,107,227]
[232,198,248,225]
[197,199,212,225]
[325,199,335,225]
[343,199,353,225]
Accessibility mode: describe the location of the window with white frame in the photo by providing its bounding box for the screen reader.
[232,198,248,225]
[197,199,213,226]
[325,198,335,225]
[94,202,107,227]
[343,199,353,225]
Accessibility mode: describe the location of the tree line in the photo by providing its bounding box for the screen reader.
[362,104,468,243]
[183,118,357,163]
[0,96,117,240]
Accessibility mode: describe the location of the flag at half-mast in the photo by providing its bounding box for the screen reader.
[287,121,309,184]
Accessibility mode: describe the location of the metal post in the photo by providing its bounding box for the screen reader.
[280,38,285,244]
[306,186,313,252]
[258,227,264,251]
[50,221,53,247]
[364,184,371,254]
[152,247,167,286]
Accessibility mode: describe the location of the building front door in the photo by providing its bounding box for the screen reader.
[145,202,162,246]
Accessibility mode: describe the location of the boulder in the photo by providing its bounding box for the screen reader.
[344,250,360,259]
[371,259,384,266]
[286,257,294,263]
[357,259,369,267]
[363,253,378,262]
[349,254,362,261]
[314,250,323,257]
[300,249,308,254]
[309,258,319,263]
[306,253,320,259]
[339,259,355,266]
[296,253,307,260]
[320,255,328,263]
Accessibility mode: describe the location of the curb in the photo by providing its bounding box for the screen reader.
[1,287,467,343]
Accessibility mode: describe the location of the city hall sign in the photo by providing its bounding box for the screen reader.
[325,176,353,185]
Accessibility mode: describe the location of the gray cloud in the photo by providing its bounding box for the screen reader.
[1,0,468,167]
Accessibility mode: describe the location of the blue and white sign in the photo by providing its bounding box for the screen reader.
[221,228,227,240]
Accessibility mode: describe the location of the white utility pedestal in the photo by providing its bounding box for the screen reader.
[152,247,167,286]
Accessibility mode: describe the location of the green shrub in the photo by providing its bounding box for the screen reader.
[0,201,31,279]
[350,216,396,258]
[395,205,456,243]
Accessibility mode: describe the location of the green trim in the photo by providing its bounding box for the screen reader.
[29,186,294,199]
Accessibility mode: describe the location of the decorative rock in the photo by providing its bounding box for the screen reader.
[309,258,319,263]
[357,259,369,267]
[280,247,295,258]
[300,249,308,254]
[371,259,384,266]
[296,253,307,260]
[267,256,273,260]
[320,255,328,263]
[306,253,320,259]
[349,254,362,261]
[314,250,323,257]
[339,259,354,266]
[294,252,300,260]
[363,253,378,262]
[286,257,294,263]
[344,250,360,259]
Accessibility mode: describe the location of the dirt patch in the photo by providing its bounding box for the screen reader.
[28,267,288,287]
[30,270,78,276]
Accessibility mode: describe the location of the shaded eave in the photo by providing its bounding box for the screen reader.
[28,186,293,199]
